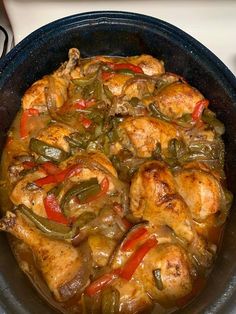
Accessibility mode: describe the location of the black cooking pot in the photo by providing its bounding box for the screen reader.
[0,11,236,314]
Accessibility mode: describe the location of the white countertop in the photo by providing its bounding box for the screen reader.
[3,0,236,75]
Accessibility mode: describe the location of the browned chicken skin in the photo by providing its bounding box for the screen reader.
[112,278,153,314]
[10,151,118,219]
[118,117,178,157]
[174,168,222,221]
[110,229,194,310]
[0,48,231,314]
[130,161,214,267]
[22,48,80,112]
[35,123,74,153]
[10,170,47,217]
[134,243,193,306]
[154,82,204,119]
[0,211,92,302]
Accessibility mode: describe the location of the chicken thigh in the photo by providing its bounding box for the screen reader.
[154,82,204,119]
[130,161,213,267]
[174,168,222,221]
[118,117,178,158]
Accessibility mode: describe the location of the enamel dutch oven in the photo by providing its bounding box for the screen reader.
[0,11,236,314]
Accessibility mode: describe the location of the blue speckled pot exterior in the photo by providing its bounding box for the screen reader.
[0,11,236,314]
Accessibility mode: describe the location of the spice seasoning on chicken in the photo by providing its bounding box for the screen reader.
[0,48,232,313]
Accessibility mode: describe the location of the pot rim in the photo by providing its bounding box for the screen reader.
[0,11,236,90]
[1,10,236,314]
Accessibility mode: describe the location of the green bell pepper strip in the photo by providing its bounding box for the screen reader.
[148,103,171,122]
[74,211,97,229]
[60,178,101,213]
[153,268,164,290]
[18,204,76,239]
[30,138,69,162]
[101,286,120,314]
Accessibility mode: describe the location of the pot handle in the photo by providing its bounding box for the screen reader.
[0,25,9,58]
[0,1,14,58]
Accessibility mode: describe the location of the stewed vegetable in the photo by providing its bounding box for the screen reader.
[0,48,232,314]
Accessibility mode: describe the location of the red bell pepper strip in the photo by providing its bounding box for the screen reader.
[44,193,69,224]
[85,269,121,296]
[74,99,86,109]
[27,108,40,115]
[192,99,209,121]
[85,238,157,295]
[74,99,96,110]
[112,202,132,229]
[113,202,124,217]
[23,161,60,175]
[81,115,92,128]
[78,176,109,204]
[34,164,82,187]
[106,62,144,74]
[20,108,39,138]
[22,161,37,170]
[34,175,57,187]
[121,218,132,230]
[121,227,148,252]
[40,162,61,175]
[102,71,115,81]
[119,236,158,281]
[63,164,82,179]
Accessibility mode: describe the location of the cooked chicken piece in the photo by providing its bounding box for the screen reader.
[10,170,47,217]
[83,151,117,177]
[130,161,193,241]
[86,151,118,177]
[51,152,119,218]
[83,54,164,97]
[82,55,114,75]
[155,72,186,90]
[154,82,204,119]
[183,161,213,172]
[88,234,116,267]
[104,74,156,98]
[70,66,82,80]
[182,124,215,144]
[7,163,25,185]
[130,161,175,219]
[104,74,132,96]
[10,151,118,219]
[110,232,192,308]
[118,117,178,157]
[130,161,213,267]
[112,277,153,314]
[55,48,80,78]
[45,75,69,110]
[22,75,64,113]
[65,151,117,190]
[182,161,222,181]
[22,77,49,112]
[174,168,222,221]
[134,243,193,306]
[83,54,164,77]
[123,79,156,100]
[36,123,73,153]
[127,54,165,76]
[22,48,80,112]
[0,211,92,302]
